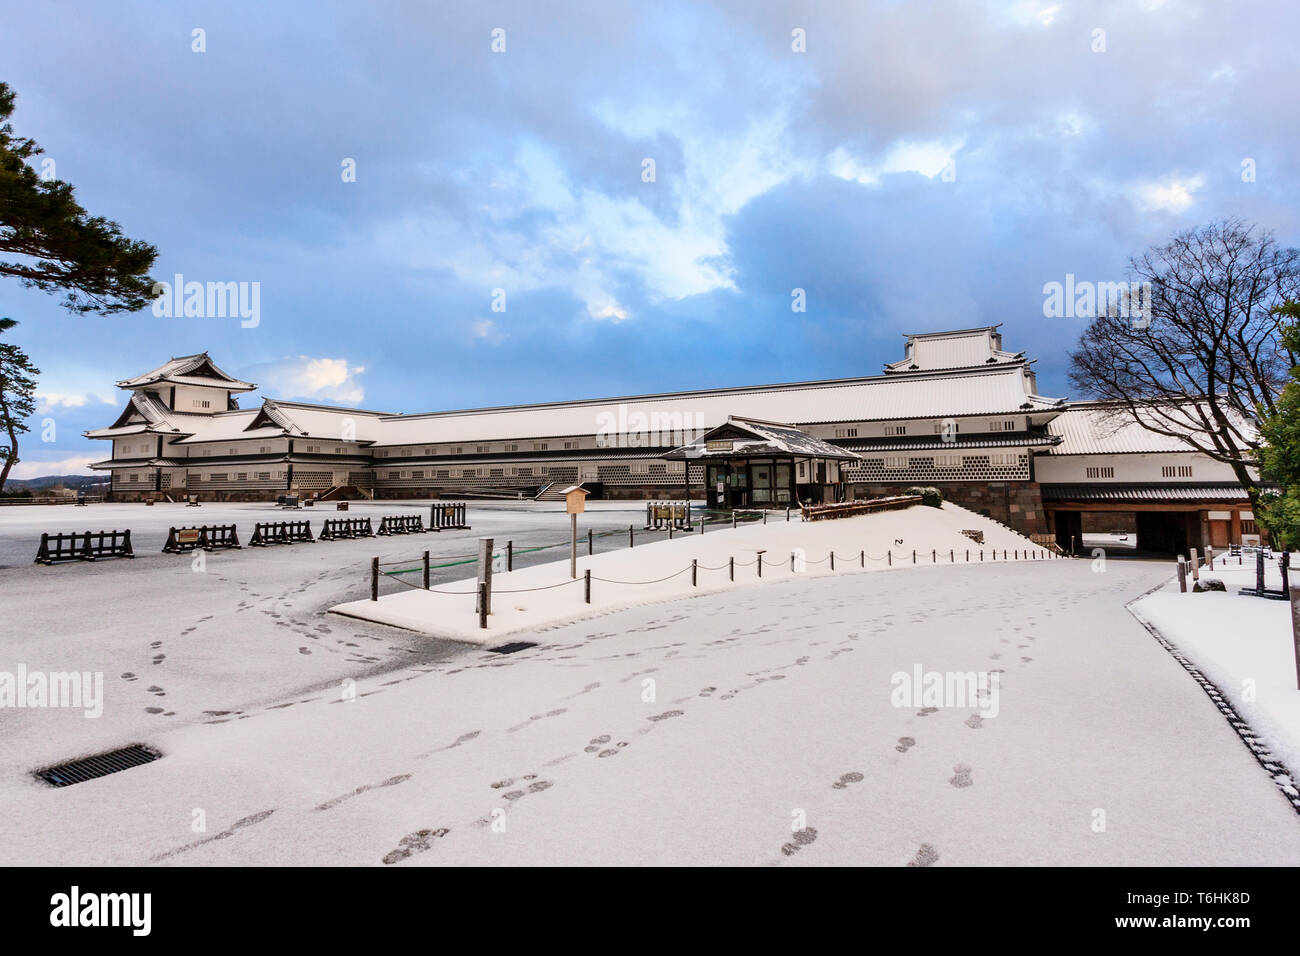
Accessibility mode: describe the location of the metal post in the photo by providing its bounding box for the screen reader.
[1177,557,1187,593]
[506,541,513,572]
[790,553,795,572]
[830,552,835,571]
[732,513,737,530]
[950,549,953,562]
[570,514,577,580]
[588,528,593,555]
[758,553,763,577]
[371,557,379,601]
[692,559,697,587]
[478,583,488,629]
[786,507,790,522]
[763,511,767,525]
[584,568,591,604]
[860,550,865,568]
[629,524,634,548]
[423,550,430,590]
[729,556,734,581]
[912,550,916,564]
[669,522,674,540]
[888,549,891,567]
[932,549,936,563]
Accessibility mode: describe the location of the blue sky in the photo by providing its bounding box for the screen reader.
[1,0,1296,477]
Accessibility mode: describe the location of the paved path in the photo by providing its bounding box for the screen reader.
[5,557,1298,865]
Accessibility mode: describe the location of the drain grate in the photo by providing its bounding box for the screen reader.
[35,744,162,788]
[487,641,538,655]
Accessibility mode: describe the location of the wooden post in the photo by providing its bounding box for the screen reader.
[371,557,379,601]
[1190,548,1200,581]
[584,568,591,604]
[570,514,578,580]
[476,537,494,617]
[1291,585,1300,691]
[758,553,763,577]
[830,552,835,571]
[888,549,892,566]
[1206,546,1214,570]
[860,550,865,568]
[669,522,674,540]
[931,549,936,563]
[729,556,734,582]
[1257,549,1266,595]
[732,513,737,529]
[912,550,916,564]
[422,550,430,590]
[588,528,593,555]
[478,583,488,629]
[763,511,767,525]
[1177,557,1187,593]
[629,524,634,548]
[692,559,697,586]
[786,507,790,522]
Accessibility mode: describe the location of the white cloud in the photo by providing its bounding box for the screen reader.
[467,318,507,344]
[1135,174,1204,213]
[7,455,98,480]
[35,391,117,413]
[261,356,366,404]
[829,137,965,184]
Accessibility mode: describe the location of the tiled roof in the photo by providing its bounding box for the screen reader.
[117,353,256,391]
[1040,483,1265,502]
[1046,403,1257,455]
[664,417,861,461]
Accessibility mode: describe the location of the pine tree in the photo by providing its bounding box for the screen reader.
[0,319,39,492]
[0,82,157,314]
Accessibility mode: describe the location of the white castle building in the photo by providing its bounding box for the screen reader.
[87,327,1261,553]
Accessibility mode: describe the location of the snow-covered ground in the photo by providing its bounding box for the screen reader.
[1130,553,1300,778]
[335,501,1054,642]
[4,500,1299,866]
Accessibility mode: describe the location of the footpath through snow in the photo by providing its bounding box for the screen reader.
[333,502,1057,642]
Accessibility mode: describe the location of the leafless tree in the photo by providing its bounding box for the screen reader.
[1068,219,1300,511]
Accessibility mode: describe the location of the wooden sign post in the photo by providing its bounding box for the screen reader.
[563,485,589,580]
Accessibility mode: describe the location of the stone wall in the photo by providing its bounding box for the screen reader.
[848,480,1046,535]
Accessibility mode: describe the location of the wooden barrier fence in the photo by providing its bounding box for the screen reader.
[161,524,241,553]
[320,517,375,540]
[249,521,314,546]
[35,530,135,564]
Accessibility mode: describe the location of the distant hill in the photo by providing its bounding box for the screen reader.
[2,474,110,494]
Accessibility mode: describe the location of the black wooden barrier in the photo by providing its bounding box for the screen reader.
[378,514,426,536]
[161,524,241,553]
[429,502,470,530]
[320,517,375,540]
[35,530,135,565]
[249,520,314,546]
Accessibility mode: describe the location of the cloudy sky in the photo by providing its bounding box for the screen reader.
[1,0,1296,477]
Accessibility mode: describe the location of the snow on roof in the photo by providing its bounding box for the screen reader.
[1046,402,1256,455]
[665,416,861,461]
[368,365,1062,446]
[884,327,1023,374]
[116,353,256,392]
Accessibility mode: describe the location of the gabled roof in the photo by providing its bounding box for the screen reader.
[884,326,1024,374]
[117,353,256,392]
[664,416,862,461]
